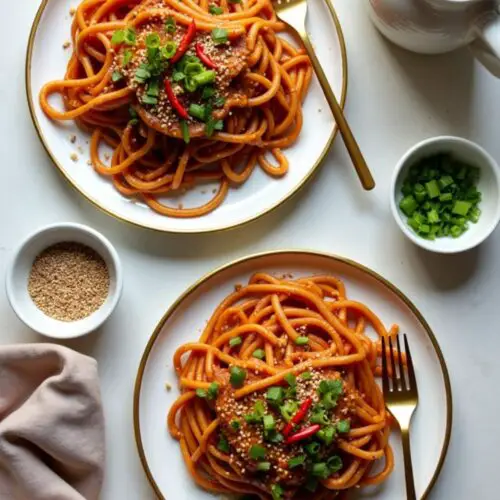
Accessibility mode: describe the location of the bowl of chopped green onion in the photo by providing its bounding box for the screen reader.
[391,136,500,253]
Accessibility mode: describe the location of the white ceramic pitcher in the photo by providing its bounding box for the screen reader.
[367,0,500,76]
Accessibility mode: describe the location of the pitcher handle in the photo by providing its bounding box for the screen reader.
[470,12,500,77]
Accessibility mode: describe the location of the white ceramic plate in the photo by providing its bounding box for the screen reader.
[26,0,347,233]
[134,251,452,500]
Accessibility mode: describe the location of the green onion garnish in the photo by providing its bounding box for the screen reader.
[111,70,123,82]
[180,120,190,144]
[161,41,177,60]
[184,77,197,93]
[211,27,228,44]
[229,366,246,388]
[263,414,275,432]
[213,96,226,108]
[327,455,343,473]
[207,382,219,399]
[209,4,224,14]
[304,442,320,456]
[257,461,271,471]
[192,70,216,86]
[185,62,204,76]
[202,86,215,99]
[280,400,298,422]
[141,94,157,105]
[399,154,482,240]
[217,433,230,453]
[165,16,176,33]
[311,462,330,479]
[317,426,336,446]
[230,419,240,430]
[145,33,161,48]
[337,419,350,434]
[172,70,185,82]
[288,455,306,469]
[284,373,296,387]
[122,49,132,66]
[318,379,343,396]
[252,349,265,360]
[300,371,312,380]
[195,388,207,398]
[295,336,309,346]
[124,27,136,45]
[310,406,330,426]
[271,484,283,500]
[266,386,285,406]
[229,336,242,347]
[134,65,151,83]
[249,444,266,460]
[111,30,126,45]
[189,103,207,121]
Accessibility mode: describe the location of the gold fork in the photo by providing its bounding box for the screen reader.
[382,334,419,499]
[273,0,375,190]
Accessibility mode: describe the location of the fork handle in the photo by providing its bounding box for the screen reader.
[401,429,417,500]
[299,34,375,191]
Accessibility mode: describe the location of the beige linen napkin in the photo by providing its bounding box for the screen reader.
[0,344,105,500]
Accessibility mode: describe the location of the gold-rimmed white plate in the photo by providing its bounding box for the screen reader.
[134,250,452,499]
[26,0,347,234]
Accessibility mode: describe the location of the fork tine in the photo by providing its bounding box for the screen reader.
[388,336,399,391]
[396,334,407,391]
[381,337,389,395]
[404,334,417,391]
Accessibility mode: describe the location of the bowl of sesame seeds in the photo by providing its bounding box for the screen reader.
[6,223,123,339]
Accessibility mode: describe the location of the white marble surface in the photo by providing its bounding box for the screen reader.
[2,0,500,498]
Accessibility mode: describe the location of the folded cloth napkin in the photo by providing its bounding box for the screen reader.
[0,344,105,500]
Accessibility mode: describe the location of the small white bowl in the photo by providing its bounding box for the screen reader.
[391,136,500,254]
[6,223,123,339]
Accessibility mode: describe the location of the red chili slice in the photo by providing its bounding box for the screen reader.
[285,424,321,445]
[283,397,313,437]
[171,20,197,64]
[164,79,189,119]
[195,43,217,69]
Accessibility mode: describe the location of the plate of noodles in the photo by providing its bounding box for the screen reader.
[134,250,452,499]
[26,0,347,233]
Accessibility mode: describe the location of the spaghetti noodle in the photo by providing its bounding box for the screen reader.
[39,0,312,218]
[168,273,396,498]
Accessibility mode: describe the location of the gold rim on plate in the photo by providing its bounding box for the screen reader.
[133,249,453,500]
[25,0,348,234]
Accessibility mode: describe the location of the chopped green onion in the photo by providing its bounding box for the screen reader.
[165,16,176,33]
[427,208,440,224]
[263,414,275,432]
[180,120,190,144]
[266,386,285,406]
[326,455,343,473]
[193,70,216,86]
[295,336,309,346]
[284,373,296,387]
[202,86,215,99]
[217,433,230,453]
[184,77,197,92]
[337,420,350,434]
[317,426,336,446]
[188,103,206,121]
[271,484,283,500]
[452,200,472,216]
[252,349,265,360]
[141,94,157,105]
[310,406,330,426]
[300,371,312,380]
[257,461,271,471]
[211,27,228,44]
[172,70,185,82]
[318,379,343,396]
[196,388,207,398]
[288,455,306,469]
[111,70,123,82]
[185,62,204,76]
[425,179,441,199]
[122,49,132,66]
[207,382,219,399]
[161,41,177,59]
[146,78,160,97]
[229,336,242,347]
[229,366,246,388]
[124,27,136,45]
[209,5,224,14]
[268,432,284,444]
[146,33,161,48]
[304,442,320,456]
[399,195,418,217]
[280,400,298,422]
[469,206,481,223]
[249,444,266,460]
[134,65,151,83]
[439,193,453,202]
[213,96,226,108]
[111,30,126,45]
[230,419,240,430]
[311,462,330,479]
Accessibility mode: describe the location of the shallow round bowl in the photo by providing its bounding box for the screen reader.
[5,222,123,339]
[390,136,500,253]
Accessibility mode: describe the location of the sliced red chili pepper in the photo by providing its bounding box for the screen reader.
[195,43,217,69]
[171,20,197,64]
[164,79,189,119]
[285,424,320,445]
[283,397,313,437]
